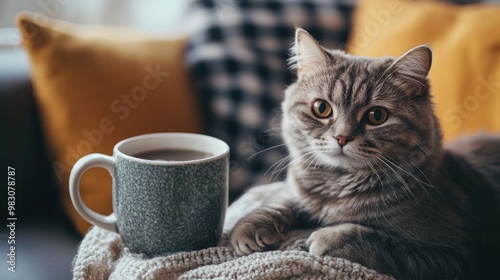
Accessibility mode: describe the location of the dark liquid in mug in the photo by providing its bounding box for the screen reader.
[133,149,213,162]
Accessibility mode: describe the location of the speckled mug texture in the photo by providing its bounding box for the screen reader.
[113,148,228,257]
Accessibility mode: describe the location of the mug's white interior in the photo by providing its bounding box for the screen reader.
[115,133,229,164]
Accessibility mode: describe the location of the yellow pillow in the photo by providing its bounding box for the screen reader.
[17,12,203,235]
[347,0,500,141]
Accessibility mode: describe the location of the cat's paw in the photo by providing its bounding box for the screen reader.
[230,212,285,256]
[307,223,363,257]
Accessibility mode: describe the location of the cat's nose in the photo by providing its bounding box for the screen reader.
[335,135,353,147]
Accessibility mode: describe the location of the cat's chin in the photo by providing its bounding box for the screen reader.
[314,151,367,171]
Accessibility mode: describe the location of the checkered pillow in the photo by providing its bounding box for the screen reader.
[187,0,356,199]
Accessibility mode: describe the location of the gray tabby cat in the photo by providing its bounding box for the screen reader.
[230,29,500,279]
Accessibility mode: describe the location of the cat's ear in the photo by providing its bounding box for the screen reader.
[385,45,432,93]
[291,28,330,77]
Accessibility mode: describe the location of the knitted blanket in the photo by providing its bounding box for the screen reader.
[73,182,393,279]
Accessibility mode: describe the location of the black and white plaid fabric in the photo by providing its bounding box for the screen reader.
[187,0,356,200]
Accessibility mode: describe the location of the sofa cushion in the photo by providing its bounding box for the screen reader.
[17,12,203,235]
[187,0,356,197]
[347,0,500,141]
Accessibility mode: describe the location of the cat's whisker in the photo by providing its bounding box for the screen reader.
[248,143,288,161]
[379,155,415,198]
[401,145,436,189]
[370,158,405,208]
[268,154,299,183]
[268,155,296,182]
[304,149,324,172]
[378,154,429,198]
[305,154,316,171]
[365,159,382,183]
[312,153,324,173]
[267,147,316,182]
[272,154,293,172]
[272,152,312,181]
[300,150,319,171]
[262,140,312,182]
[381,155,437,195]
[371,138,435,192]
[410,162,435,188]
[362,158,387,211]
[266,154,292,177]
[376,155,416,199]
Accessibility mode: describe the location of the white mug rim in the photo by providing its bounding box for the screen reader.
[114,132,230,166]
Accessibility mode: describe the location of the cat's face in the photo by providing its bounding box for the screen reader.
[282,29,440,172]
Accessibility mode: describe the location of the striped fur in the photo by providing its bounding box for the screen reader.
[230,29,500,279]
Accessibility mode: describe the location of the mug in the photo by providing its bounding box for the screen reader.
[69,133,229,257]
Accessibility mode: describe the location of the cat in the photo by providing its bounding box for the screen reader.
[230,28,500,280]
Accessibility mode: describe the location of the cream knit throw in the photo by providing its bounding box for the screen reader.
[72,182,394,279]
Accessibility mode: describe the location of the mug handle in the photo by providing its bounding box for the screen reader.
[69,153,117,233]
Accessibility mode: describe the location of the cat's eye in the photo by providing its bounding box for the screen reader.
[312,100,332,118]
[366,107,388,125]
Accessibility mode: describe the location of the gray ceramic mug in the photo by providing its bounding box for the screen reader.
[69,133,229,257]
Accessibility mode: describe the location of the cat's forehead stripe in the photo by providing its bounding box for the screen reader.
[342,68,356,108]
[333,78,347,105]
[330,62,374,110]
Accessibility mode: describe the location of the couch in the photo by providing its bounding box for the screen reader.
[0,47,80,279]
[1,0,498,279]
